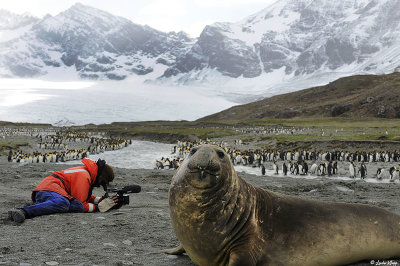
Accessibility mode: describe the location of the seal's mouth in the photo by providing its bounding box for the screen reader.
[183,145,225,189]
[186,169,220,189]
[189,169,220,179]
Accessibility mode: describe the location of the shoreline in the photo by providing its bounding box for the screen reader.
[1,162,399,265]
[1,124,400,265]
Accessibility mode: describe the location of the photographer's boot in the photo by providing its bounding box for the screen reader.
[8,209,27,223]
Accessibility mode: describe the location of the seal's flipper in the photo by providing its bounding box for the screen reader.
[163,244,185,255]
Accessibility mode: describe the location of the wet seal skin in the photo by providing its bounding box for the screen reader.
[164,144,400,266]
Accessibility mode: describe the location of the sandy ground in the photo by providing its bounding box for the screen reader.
[1,132,400,265]
[1,160,400,265]
[0,162,189,266]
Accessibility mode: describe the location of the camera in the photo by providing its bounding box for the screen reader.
[117,194,130,205]
[105,185,141,206]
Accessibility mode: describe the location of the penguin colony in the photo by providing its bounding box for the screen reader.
[158,140,400,181]
[5,129,131,164]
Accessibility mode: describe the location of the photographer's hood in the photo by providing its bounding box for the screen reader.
[81,158,99,185]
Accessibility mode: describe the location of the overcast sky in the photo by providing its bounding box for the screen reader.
[0,0,277,37]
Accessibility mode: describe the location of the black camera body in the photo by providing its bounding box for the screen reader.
[116,192,130,205]
[105,185,141,207]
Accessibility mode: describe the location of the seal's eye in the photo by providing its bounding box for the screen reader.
[190,148,197,156]
[216,150,225,159]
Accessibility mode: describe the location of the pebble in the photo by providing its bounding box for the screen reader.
[336,186,354,193]
[122,240,132,246]
[65,248,73,251]
[97,217,106,220]
[80,221,87,225]
[103,243,117,247]
[19,263,32,266]
[45,262,59,266]
[166,255,178,259]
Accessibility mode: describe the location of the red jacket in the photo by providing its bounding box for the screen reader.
[33,158,102,212]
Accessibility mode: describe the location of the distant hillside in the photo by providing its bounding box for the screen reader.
[198,72,400,121]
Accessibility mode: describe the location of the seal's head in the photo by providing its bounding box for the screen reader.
[185,145,230,189]
[173,144,233,190]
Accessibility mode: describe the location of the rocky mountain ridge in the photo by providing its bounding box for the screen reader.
[0,3,194,80]
[2,1,400,98]
[161,0,400,85]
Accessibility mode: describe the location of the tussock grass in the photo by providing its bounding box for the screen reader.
[0,141,29,155]
[90,118,400,143]
[254,117,400,129]
[94,124,238,140]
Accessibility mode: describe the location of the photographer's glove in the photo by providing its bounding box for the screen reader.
[98,195,119,212]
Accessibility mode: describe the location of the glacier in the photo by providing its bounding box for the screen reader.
[0,77,236,125]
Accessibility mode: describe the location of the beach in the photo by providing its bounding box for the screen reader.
[1,159,400,265]
[1,130,400,265]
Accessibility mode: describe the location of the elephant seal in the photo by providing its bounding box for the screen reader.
[164,144,400,265]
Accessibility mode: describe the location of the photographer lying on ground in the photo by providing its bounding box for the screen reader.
[8,158,119,223]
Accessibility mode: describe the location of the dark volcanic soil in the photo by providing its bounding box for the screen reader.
[1,160,400,265]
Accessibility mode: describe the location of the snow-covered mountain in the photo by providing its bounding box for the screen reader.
[0,9,38,30]
[2,0,400,99]
[0,3,194,80]
[160,0,400,95]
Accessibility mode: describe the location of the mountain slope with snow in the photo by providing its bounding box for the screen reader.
[2,1,400,100]
[0,4,194,80]
[161,0,400,97]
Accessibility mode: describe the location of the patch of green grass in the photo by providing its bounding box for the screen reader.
[87,118,400,143]
[260,134,328,143]
[22,118,400,144]
[241,137,255,143]
[0,141,29,154]
[102,125,239,139]
[260,132,400,144]
[251,117,400,129]
[201,131,238,139]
